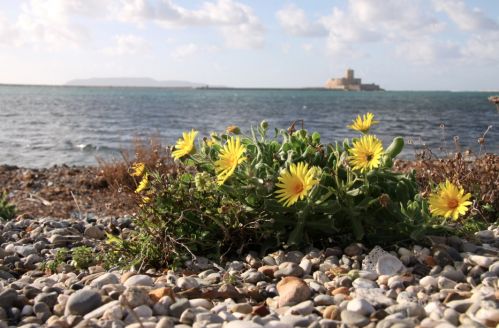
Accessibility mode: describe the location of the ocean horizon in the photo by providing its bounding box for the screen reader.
[0,85,497,168]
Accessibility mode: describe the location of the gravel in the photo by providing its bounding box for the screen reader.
[0,216,498,328]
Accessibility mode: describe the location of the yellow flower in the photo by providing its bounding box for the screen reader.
[275,162,319,207]
[429,180,472,220]
[172,130,198,160]
[348,135,384,172]
[215,137,246,185]
[348,112,379,133]
[135,174,149,193]
[130,162,145,177]
[142,196,151,203]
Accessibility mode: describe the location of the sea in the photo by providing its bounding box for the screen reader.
[0,85,497,168]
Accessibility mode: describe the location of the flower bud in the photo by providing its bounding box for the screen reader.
[226,125,241,135]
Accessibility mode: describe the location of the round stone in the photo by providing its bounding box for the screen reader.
[65,289,102,316]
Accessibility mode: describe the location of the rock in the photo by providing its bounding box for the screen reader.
[352,278,377,289]
[353,288,394,307]
[132,304,153,318]
[241,270,267,284]
[15,245,37,257]
[376,254,404,276]
[437,276,457,290]
[83,300,120,320]
[344,244,363,257]
[177,276,199,289]
[276,276,311,307]
[89,273,120,289]
[340,310,369,327]
[189,298,213,310]
[286,300,314,315]
[385,303,425,320]
[274,262,304,278]
[279,314,312,327]
[446,299,473,313]
[33,301,51,323]
[124,275,154,287]
[34,292,58,309]
[224,321,263,328]
[419,276,438,289]
[322,305,339,320]
[299,258,312,276]
[84,226,105,239]
[121,287,151,308]
[441,268,466,282]
[0,288,18,309]
[0,270,15,280]
[230,303,253,314]
[468,255,494,268]
[347,299,375,316]
[65,289,102,316]
[475,308,499,326]
[170,298,190,318]
[314,295,335,306]
[156,317,175,328]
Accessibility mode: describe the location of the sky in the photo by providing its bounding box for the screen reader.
[1,0,499,90]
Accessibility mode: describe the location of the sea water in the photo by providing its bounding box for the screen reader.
[0,85,497,167]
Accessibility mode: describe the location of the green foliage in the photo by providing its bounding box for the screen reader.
[41,248,68,273]
[70,246,94,270]
[115,116,443,269]
[0,192,16,221]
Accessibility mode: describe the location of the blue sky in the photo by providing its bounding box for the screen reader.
[1,0,499,90]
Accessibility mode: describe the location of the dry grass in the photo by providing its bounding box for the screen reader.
[395,153,498,222]
[97,134,178,193]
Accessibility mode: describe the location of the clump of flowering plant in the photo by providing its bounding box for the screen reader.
[117,113,444,267]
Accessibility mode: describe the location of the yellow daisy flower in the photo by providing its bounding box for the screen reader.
[275,162,319,207]
[130,162,145,177]
[429,180,472,220]
[348,135,384,172]
[215,137,246,185]
[172,130,198,160]
[135,174,149,193]
[348,112,379,133]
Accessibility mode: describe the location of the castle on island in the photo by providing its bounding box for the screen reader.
[325,69,383,91]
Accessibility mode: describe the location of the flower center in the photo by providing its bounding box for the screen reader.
[366,153,373,161]
[293,181,304,194]
[447,198,458,209]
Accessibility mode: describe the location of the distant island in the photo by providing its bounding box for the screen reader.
[325,69,383,91]
[66,77,208,88]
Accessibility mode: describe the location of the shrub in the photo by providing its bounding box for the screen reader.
[109,113,453,269]
[0,191,16,221]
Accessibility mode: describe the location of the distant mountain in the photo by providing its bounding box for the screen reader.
[66,77,207,88]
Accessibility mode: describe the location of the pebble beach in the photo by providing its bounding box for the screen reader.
[1,215,498,328]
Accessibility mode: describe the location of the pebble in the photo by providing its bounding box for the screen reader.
[276,276,311,307]
[124,274,154,287]
[65,289,102,316]
[341,310,369,327]
[0,217,497,328]
[347,299,375,316]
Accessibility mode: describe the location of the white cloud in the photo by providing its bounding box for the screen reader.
[170,43,219,60]
[170,43,199,60]
[434,0,499,31]
[282,0,457,64]
[396,39,460,64]
[0,13,19,46]
[103,34,149,56]
[117,0,265,49]
[8,0,111,49]
[276,4,327,37]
